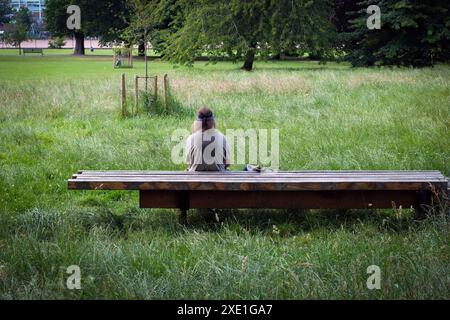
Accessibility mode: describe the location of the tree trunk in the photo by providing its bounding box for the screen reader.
[138,42,145,57]
[74,32,85,55]
[19,43,21,55]
[242,47,255,71]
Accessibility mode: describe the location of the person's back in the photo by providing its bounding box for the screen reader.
[186,107,230,172]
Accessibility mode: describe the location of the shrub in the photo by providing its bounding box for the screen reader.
[48,36,66,49]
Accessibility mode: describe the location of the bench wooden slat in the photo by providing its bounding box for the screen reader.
[71,176,446,182]
[73,173,446,178]
[78,176,440,181]
[77,170,443,175]
[68,182,445,191]
[69,171,448,192]
[73,172,445,179]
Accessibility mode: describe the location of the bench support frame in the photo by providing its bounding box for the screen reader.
[139,189,441,223]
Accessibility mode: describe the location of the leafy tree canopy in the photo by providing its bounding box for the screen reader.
[160,0,337,70]
[45,0,130,54]
[122,0,183,56]
[0,0,12,24]
[345,0,450,67]
[3,7,33,52]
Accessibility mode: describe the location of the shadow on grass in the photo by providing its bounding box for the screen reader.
[81,206,422,237]
[3,205,446,244]
[181,208,420,235]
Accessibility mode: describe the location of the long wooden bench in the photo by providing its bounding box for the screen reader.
[68,170,448,223]
[22,48,44,56]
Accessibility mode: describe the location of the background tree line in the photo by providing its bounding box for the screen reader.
[1,0,448,69]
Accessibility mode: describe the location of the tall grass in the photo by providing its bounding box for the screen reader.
[0,208,449,299]
[0,56,449,299]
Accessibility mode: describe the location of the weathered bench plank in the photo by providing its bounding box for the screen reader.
[68,171,447,192]
[73,170,444,178]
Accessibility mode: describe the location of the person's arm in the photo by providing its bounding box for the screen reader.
[224,136,231,169]
[185,135,193,170]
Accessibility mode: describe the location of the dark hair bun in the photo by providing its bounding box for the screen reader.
[197,107,214,120]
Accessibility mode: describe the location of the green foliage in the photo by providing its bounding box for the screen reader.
[0,0,12,24]
[121,0,157,46]
[345,0,450,67]
[44,0,130,45]
[15,6,33,28]
[138,83,190,116]
[149,0,185,54]
[3,25,28,49]
[161,0,338,70]
[48,36,66,49]
[3,7,32,51]
[113,47,132,56]
[140,90,158,112]
[122,0,182,56]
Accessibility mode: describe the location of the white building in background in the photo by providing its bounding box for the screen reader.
[10,0,46,22]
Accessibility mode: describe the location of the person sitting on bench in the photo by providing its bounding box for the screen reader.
[185,107,231,222]
[185,107,231,172]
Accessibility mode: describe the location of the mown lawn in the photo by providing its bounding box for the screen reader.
[0,55,449,299]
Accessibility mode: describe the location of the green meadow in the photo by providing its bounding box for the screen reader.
[0,55,449,299]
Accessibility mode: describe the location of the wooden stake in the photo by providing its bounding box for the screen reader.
[135,75,139,115]
[144,34,148,91]
[163,74,169,111]
[154,76,158,101]
[121,73,126,117]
